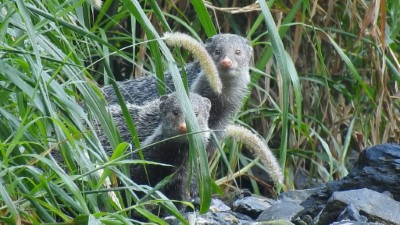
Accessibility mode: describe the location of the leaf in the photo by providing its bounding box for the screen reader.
[120,0,211,213]
[0,177,21,225]
[190,0,216,37]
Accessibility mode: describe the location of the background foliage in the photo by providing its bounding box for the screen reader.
[0,0,399,224]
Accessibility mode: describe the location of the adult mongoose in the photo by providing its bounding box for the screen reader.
[102,33,253,147]
[130,92,211,203]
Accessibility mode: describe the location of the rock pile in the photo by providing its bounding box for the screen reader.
[166,143,400,225]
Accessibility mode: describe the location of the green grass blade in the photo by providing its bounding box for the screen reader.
[285,51,303,133]
[0,177,20,224]
[259,1,292,186]
[148,0,171,31]
[190,0,216,37]
[25,5,132,63]
[120,0,211,213]
[15,0,42,68]
[325,34,374,101]
[102,59,141,150]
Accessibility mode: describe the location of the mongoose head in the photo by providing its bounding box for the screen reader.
[205,34,253,80]
[159,92,211,143]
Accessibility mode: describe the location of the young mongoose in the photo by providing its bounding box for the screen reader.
[52,92,210,207]
[102,33,253,147]
[130,92,211,203]
[98,92,210,153]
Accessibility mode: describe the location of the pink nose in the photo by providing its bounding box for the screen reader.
[178,122,187,134]
[221,57,232,68]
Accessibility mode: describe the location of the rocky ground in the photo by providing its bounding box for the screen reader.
[165,143,400,225]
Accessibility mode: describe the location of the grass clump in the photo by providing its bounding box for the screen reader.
[1,0,399,224]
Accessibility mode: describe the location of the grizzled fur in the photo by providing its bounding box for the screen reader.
[191,34,253,140]
[102,62,201,105]
[94,101,157,155]
[98,92,210,154]
[100,99,160,147]
[130,92,211,202]
[102,33,253,145]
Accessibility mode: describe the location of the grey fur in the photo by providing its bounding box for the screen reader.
[102,33,253,145]
[52,92,210,213]
[191,34,253,140]
[99,92,211,153]
[102,62,200,105]
[98,99,161,153]
[130,92,211,202]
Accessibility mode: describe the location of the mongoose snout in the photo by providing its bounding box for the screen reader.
[178,121,187,134]
[221,57,233,69]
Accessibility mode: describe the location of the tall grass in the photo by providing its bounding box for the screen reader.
[0,0,399,224]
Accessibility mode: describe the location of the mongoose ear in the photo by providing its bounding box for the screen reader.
[204,35,215,44]
[247,40,254,55]
[244,39,254,64]
[159,95,170,111]
[204,36,215,49]
[159,95,169,103]
[203,97,211,112]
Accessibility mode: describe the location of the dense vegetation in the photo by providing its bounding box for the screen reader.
[0,0,399,224]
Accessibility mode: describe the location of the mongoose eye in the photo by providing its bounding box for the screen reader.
[172,109,179,116]
[235,50,241,55]
[194,111,199,117]
[215,49,221,55]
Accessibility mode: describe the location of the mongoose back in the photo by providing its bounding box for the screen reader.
[102,33,253,143]
[130,92,211,202]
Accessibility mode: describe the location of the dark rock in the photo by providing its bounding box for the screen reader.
[192,197,232,213]
[256,201,303,222]
[215,189,254,209]
[330,221,384,225]
[165,211,253,225]
[336,204,367,222]
[339,144,400,200]
[164,212,214,225]
[279,187,335,225]
[208,212,249,225]
[210,198,231,212]
[316,188,400,225]
[232,196,276,219]
[279,187,328,204]
[246,220,295,225]
[297,181,342,219]
[227,211,254,223]
[298,214,313,224]
[164,144,400,224]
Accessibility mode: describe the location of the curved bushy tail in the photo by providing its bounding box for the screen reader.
[225,125,284,185]
[163,32,222,94]
[87,0,103,9]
